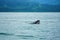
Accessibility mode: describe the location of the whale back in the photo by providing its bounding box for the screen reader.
[32,20,40,24]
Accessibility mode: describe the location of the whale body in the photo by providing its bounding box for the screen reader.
[31,20,40,24]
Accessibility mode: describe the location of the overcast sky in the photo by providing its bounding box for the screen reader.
[31,0,59,5]
[0,0,60,5]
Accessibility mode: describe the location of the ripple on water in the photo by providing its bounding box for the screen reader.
[0,33,13,36]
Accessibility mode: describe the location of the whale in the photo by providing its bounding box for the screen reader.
[31,20,40,24]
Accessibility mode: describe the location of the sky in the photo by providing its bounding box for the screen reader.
[31,0,60,5]
[0,0,60,5]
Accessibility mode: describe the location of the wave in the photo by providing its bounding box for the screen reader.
[16,35,35,39]
[16,35,34,37]
[0,33,46,39]
[0,33,13,36]
[0,33,34,37]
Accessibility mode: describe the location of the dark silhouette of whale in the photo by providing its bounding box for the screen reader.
[31,20,40,24]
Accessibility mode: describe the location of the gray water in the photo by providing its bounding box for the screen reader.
[0,13,60,40]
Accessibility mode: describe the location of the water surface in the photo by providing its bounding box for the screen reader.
[0,13,60,40]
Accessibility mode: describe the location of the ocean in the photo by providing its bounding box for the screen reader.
[0,13,60,40]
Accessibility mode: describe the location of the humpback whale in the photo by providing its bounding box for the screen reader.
[31,20,40,24]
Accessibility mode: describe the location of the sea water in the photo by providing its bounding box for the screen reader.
[0,13,60,40]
